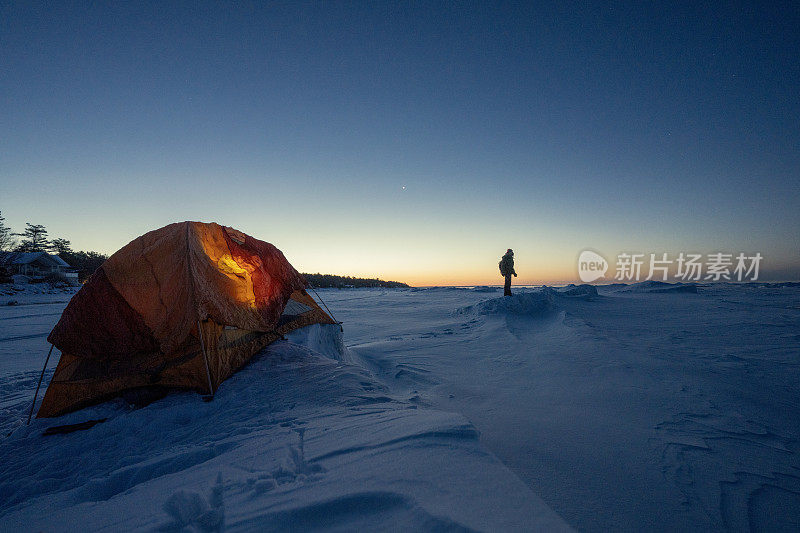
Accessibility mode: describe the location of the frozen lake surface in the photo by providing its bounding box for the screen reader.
[1,283,799,531]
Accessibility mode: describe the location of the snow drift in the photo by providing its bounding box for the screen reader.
[611,280,698,293]
[3,282,799,531]
[0,317,569,532]
[456,291,556,317]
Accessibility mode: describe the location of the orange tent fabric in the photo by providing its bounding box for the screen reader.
[38,222,335,418]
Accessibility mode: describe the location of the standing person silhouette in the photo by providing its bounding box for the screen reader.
[499,248,517,296]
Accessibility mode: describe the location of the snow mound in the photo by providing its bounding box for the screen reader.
[410,286,464,293]
[0,324,570,531]
[544,284,598,298]
[286,323,347,362]
[409,286,501,293]
[1,281,78,305]
[456,291,556,317]
[470,286,500,293]
[617,281,698,294]
[761,281,800,288]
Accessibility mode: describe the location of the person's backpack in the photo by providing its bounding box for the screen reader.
[499,259,507,276]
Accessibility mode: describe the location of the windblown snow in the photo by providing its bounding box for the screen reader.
[2,282,800,531]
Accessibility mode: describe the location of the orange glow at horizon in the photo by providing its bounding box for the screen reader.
[298,262,579,288]
[284,241,586,287]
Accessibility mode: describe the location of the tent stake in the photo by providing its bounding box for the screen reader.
[198,320,214,397]
[27,344,54,425]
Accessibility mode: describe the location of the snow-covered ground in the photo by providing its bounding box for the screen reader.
[1,282,799,531]
[0,285,567,532]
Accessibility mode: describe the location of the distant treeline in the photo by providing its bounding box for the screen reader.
[59,250,109,282]
[302,273,408,289]
[1,214,408,287]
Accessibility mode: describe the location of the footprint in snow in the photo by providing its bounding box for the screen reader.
[159,472,225,532]
[247,428,325,498]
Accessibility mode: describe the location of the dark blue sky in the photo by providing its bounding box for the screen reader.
[2,1,798,283]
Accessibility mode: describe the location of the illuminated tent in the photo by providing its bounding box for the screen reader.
[37,221,335,418]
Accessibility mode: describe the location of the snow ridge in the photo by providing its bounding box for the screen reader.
[456,291,556,317]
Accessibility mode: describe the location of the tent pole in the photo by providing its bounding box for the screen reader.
[197,320,214,396]
[27,344,54,425]
[307,284,343,332]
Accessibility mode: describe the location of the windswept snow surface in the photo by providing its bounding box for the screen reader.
[0,288,568,532]
[2,283,799,531]
[329,283,800,531]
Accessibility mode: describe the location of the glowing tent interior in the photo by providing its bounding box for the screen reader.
[36,221,335,418]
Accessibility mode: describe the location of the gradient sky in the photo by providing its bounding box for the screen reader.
[2,1,798,285]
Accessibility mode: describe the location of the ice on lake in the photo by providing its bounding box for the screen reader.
[1,282,799,531]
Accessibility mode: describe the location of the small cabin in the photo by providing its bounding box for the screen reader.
[0,251,78,282]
